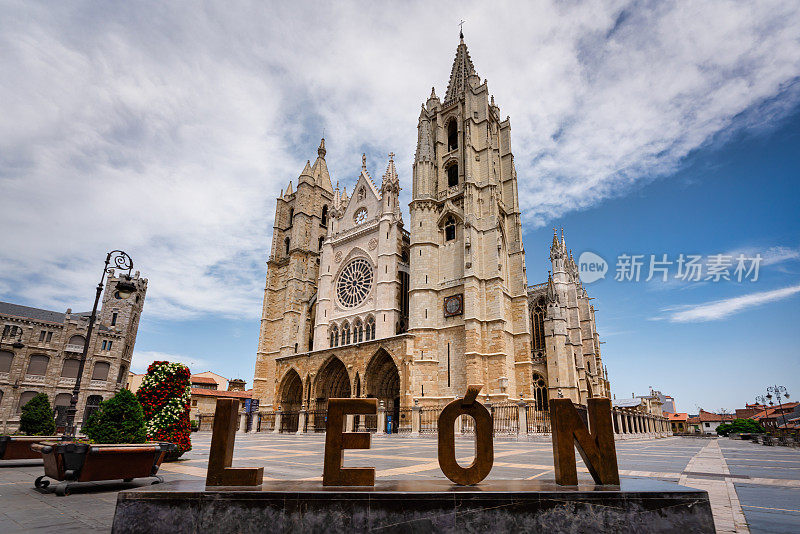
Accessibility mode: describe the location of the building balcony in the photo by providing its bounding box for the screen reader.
[65,344,84,353]
[58,377,77,387]
[24,374,46,383]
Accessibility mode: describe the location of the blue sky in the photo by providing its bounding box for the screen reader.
[1,2,799,412]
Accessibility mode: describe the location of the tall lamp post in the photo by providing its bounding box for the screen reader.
[766,385,791,431]
[63,250,137,440]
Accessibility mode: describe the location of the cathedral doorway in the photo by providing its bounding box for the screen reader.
[314,356,351,406]
[278,369,302,432]
[365,349,400,433]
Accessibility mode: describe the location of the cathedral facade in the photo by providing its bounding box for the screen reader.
[252,36,610,423]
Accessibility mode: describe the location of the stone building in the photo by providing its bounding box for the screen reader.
[252,35,611,424]
[0,271,147,432]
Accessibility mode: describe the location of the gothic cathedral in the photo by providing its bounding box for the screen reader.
[252,36,611,425]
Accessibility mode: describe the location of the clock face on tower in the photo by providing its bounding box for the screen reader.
[443,294,464,317]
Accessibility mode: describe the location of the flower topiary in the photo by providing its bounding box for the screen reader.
[136,361,192,459]
[83,388,146,444]
[19,392,56,436]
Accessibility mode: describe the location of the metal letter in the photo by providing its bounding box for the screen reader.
[437,385,493,485]
[323,398,377,486]
[551,397,620,486]
[205,398,264,487]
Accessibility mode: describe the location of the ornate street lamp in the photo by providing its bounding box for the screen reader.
[63,250,136,440]
[766,385,790,430]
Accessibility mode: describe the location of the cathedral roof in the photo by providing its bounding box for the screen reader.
[445,35,477,103]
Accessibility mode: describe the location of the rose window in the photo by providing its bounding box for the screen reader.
[336,258,373,308]
[354,208,368,225]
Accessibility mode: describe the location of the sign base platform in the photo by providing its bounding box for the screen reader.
[111,478,714,533]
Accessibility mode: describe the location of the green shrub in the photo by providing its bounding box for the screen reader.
[190,419,199,432]
[82,389,146,444]
[19,393,56,435]
[716,418,765,436]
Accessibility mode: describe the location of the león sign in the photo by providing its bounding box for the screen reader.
[205,385,620,488]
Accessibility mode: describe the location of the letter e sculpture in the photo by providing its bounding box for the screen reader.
[323,398,377,486]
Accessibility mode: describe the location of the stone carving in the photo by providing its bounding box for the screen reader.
[368,238,378,251]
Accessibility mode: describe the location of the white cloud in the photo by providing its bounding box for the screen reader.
[663,283,800,322]
[130,350,211,374]
[1,1,799,319]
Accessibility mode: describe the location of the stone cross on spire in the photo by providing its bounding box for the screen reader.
[459,20,465,40]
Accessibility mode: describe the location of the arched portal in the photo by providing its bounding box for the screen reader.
[365,350,400,433]
[278,369,303,432]
[314,356,351,405]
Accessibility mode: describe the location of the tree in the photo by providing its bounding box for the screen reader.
[83,389,146,444]
[716,418,765,436]
[136,361,192,458]
[19,392,56,435]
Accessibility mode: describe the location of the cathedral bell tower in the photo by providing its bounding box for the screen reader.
[253,139,334,408]
[408,34,531,401]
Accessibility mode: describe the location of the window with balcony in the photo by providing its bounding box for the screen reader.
[0,350,13,373]
[92,361,110,381]
[17,391,37,412]
[61,359,80,379]
[26,354,49,376]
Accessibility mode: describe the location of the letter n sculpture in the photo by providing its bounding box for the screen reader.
[205,398,264,487]
[550,397,620,486]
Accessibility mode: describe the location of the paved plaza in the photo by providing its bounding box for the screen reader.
[1,434,798,533]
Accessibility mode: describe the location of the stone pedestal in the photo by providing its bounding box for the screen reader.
[111,478,714,534]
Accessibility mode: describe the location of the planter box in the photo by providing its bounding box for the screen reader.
[30,441,175,496]
[0,436,63,460]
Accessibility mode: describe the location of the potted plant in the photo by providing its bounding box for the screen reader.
[0,393,62,461]
[31,389,175,495]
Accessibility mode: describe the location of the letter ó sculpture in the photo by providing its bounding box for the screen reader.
[437,385,494,485]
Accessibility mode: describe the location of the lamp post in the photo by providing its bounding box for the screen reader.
[766,385,790,431]
[63,250,136,440]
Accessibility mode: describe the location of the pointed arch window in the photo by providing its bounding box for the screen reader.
[330,325,339,348]
[532,373,548,412]
[321,205,328,227]
[354,319,363,343]
[445,216,456,242]
[447,163,458,187]
[447,119,458,151]
[342,322,351,345]
[366,316,375,341]
[531,299,546,352]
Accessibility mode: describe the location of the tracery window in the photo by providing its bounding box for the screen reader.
[366,316,375,341]
[445,216,456,242]
[342,322,351,345]
[354,319,363,343]
[329,325,339,348]
[532,373,548,411]
[531,300,546,353]
[354,207,368,225]
[336,258,373,308]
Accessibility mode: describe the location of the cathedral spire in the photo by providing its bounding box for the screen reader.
[383,152,398,186]
[444,36,477,103]
[318,137,326,158]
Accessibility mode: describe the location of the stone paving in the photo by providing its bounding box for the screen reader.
[1,434,798,533]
